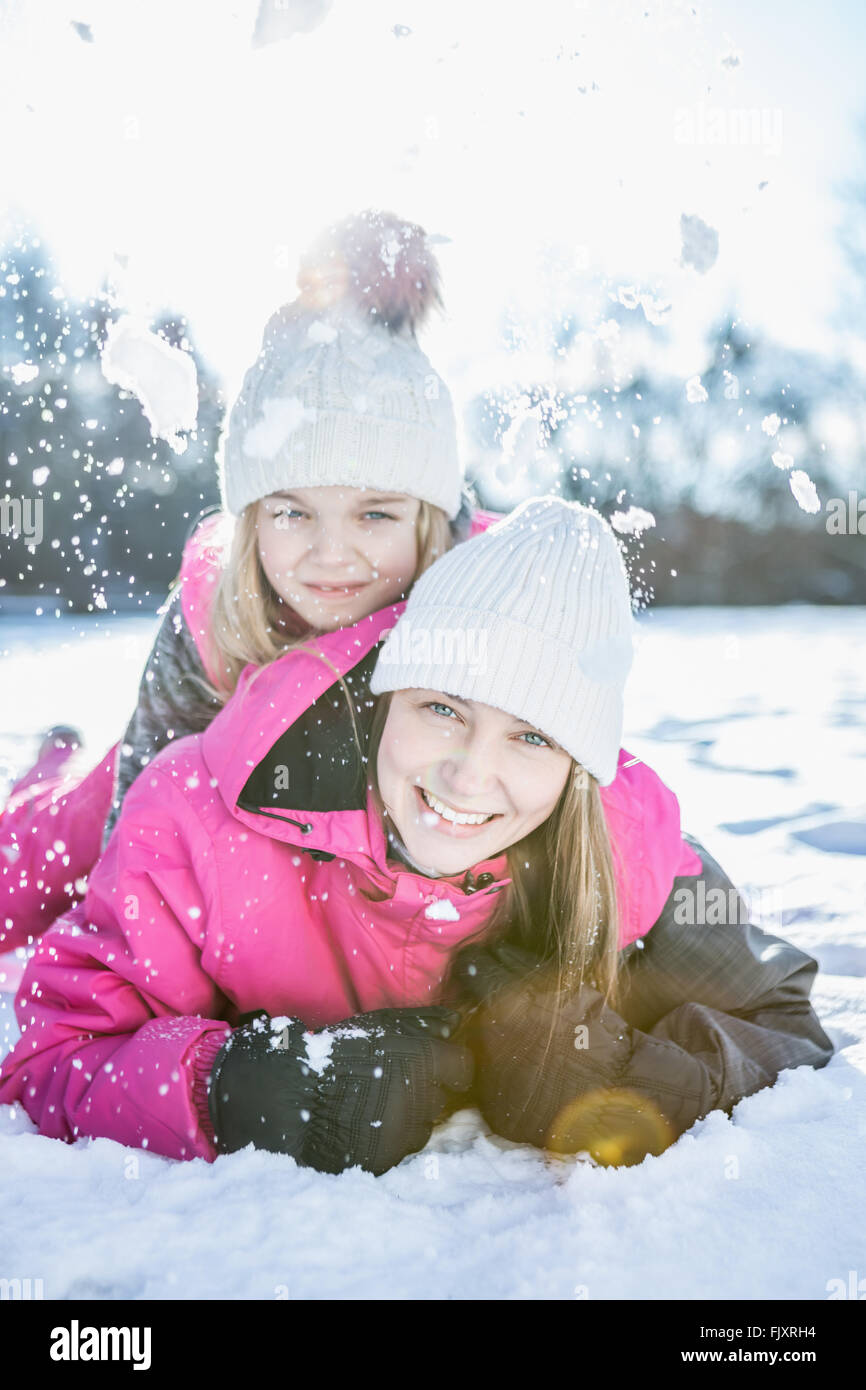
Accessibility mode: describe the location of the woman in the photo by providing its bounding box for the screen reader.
[0,498,833,1172]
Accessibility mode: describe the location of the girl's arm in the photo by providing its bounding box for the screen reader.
[0,766,233,1161]
[455,837,834,1164]
[101,586,222,848]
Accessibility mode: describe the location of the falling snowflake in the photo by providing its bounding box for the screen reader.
[9,362,39,385]
[680,213,719,274]
[685,375,708,404]
[789,470,821,513]
[610,506,656,536]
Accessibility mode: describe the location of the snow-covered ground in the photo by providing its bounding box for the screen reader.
[1,605,864,1300]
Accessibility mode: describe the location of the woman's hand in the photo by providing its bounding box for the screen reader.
[452,941,665,1166]
[209,1005,474,1175]
[208,1013,321,1159]
[303,1006,475,1176]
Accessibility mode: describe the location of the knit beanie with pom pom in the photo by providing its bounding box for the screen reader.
[220,209,462,519]
[369,496,635,786]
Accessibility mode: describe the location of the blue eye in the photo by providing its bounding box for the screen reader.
[361,510,398,521]
[518,730,553,748]
[272,506,305,521]
[424,702,459,720]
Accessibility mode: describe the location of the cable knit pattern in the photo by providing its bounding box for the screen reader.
[220,301,462,518]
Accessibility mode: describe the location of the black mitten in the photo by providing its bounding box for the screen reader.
[302,1006,475,1176]
[208,1013,320,1158]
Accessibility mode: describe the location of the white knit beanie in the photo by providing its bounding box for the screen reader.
[220,210,462,519]
[369,496,635,785]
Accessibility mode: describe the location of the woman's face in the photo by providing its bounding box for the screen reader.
[256,486,421,631]
[376,690,573,876]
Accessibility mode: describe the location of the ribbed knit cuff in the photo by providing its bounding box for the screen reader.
[222,409,462,520]
[191,1027,233,1149]
[371,603,626,784]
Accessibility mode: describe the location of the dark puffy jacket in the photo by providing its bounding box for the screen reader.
[453,835,835,1165]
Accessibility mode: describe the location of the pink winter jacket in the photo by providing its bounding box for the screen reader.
[0,602,701,1161]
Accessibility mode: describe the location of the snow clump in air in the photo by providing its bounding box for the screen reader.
[789,470,821,513]
[680,213,719,273]
[686,375,708,404]
[610,506,656,536]
[100,317,198,452]
[8,362,39,385]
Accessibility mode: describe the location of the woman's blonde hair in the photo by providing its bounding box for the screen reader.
[198,498,453,702]
[365,691,623,1025]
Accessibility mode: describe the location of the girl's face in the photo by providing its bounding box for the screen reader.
[256,486,421,631]
[376,690,573,877]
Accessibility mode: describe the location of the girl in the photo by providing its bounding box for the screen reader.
[0,208,482,953]
[0,498,833,1173]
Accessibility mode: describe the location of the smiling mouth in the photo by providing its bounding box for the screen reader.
[301,581,370,596]
[418,785,499,827]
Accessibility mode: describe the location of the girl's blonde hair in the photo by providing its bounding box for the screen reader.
[198,498,453,702]
[365,691,622,1022]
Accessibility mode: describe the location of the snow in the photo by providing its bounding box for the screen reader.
[252,0,333,49]
[679,213,719,274]
[685,374,708,404]
[501,405,544,466]
[639,291,671,326]
[99,317,199,451]
[307,320,338,345]
[7,361,39,385]
[300,1023,370,1073]
[424,898,461,922]
[302,1029,335,1074]
[1,605,865,1299]
[610,506,656,536]
[789,469,822,513]
[242,396,318,459]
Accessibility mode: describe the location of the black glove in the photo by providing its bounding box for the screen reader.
[208,1012,320,1158]
[452,941,668,1167]
[303,1005,475,1176]
[209,1006,474,1175]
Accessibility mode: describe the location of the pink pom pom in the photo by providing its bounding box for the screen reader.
[295,209,444,335]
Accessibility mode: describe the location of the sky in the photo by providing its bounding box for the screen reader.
[1,0,865,404]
